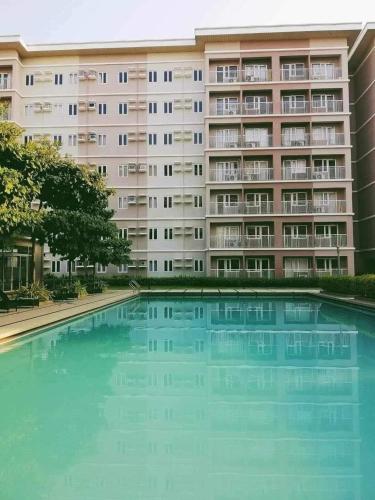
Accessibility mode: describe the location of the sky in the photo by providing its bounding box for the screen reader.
[0,0,373,44]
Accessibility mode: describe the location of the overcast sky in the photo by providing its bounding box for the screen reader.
[0,0,373,44]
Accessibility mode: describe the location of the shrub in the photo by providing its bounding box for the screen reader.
[16,282,51,301]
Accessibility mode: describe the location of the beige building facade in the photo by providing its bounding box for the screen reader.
[1,23,371,278]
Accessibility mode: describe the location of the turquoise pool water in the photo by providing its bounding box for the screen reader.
[1,296,375,500]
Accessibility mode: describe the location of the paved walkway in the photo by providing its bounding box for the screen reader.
[0,290,137,341]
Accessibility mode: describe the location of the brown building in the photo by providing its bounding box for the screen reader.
[349,23,375,273]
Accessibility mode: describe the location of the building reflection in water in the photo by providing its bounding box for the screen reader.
[2,297,364,500]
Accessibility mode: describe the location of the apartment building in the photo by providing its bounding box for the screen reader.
[0,24,363,278]
[349,23,375,273]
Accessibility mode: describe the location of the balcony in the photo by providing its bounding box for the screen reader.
[209,166,274,182]
[209,134,273,149]
[210,102,273,116]
[282,200,346,214]
[282,100,343,114]
[282,166,346,180]
[314,234,347,247]
[210,235,275,248]
[210,268,275,279]
[209,69,272,84]
[209,201,274,215]
[280,67,342,81]
[281,133,345,147]
[283,235,314,248]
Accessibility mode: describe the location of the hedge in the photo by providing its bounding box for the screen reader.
[105,274,375,299]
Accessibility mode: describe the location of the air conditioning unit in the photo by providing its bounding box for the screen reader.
[43,102,52,112]
[78,70,87,80]
[137,164,147,173]
[88,132,97,143]
[33,102,43,113]
[87,101,96,111]
[87,70,97,80]
[128,163,137,173]
[128,195,137,204]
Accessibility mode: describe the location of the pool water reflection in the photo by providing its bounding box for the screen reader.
[0,297,375,500]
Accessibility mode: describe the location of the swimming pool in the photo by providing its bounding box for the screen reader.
[0,296,375,500]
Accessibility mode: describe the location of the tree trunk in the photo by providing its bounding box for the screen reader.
[29,234,36,285]
[68,260,72,283]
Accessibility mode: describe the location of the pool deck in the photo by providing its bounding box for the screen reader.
[1,287,374,342]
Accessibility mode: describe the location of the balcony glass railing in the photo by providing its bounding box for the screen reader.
[210,268,275,279]
[282,166,346,180]
[210,235,275,248]
[209,69,272,83]
[283,234,348,248]
[282,200,346,214]
[209,167,274,182]
[209,133,346,148]
[211,102,274,116]
[209,201,274,215]
[281,133,345,147]
[282,100,343,114]
[280,67,342,81]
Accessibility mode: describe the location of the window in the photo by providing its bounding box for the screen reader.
[118,71,128,83]
[97,165,107,177]
[98,103,107,115]
[118,196,128,209]
[194,101,203,113]
[164,196,172,208]
[24,135,33,144]
[51,260,61,273]
[163,102,173,114]
[148,164,157,176]
[118,228,128,239]
[149,260,158,272]
[98,134,107,146]
[148,339,158,351]
[148,196,157,208]
[164,228,173,239]
[193,69,203,81]
[149,70,157,82]
[194,132,203,144]
[98,72,107,84]
[194,259,204,272]
[148,102,157,114]
[164,260,173,272]
[54,103,63,114]
[194,195,203,208]
[68,134,77,146]
[24,104,33,115]
[149,228,158,240]
[68,103,77,116]
[148,133,157,145]
[118,134,127,146]
[25,74,34,86]
[118,264,128,273]
[164,164,173,176]
[194,227,204,240]
[97,264,107,273]
[164,339,173,351]
[53,135,62,146]
[118,165,128,177]
[69,72,78,84]
[164,133,172,145]
[194,163,203,176]
[164,70,172,82]
[54,73,63,85]
[118,102,128,115]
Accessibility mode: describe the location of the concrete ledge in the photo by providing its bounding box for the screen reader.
[0,290,138,342]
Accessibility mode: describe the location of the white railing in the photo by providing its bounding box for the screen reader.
[281,133,345,147]
[242,102,273,115]
[314,234,347,247]
[210,235,275,248]
[209,69,272,83]
[283,235,314,248]
[282,166,346,180]
[209,167,273,182]
[315,268,348,277]
[209,134,273,148]
[280,67,342,81]
[209,201,274,215]
[282,200,346,214]
[211,102,273,115]
[282,100,343,113]
[210,268,275,278]
[282,101,310,114]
